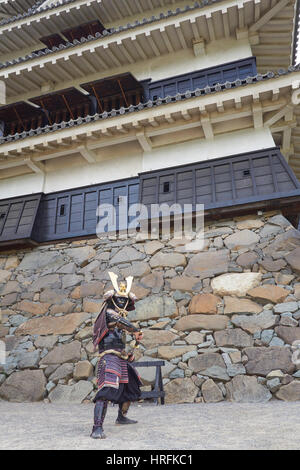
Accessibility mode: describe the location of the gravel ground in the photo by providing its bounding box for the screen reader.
[0,401,299,450]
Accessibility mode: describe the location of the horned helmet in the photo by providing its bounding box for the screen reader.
[108,272,133,297]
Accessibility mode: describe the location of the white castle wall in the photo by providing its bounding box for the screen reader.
[0,127,275,199]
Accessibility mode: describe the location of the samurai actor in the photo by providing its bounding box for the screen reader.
[91,272,143,439]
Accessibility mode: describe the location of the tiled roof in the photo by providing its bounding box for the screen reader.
[0,65,299,146]
[293,0,300,64]
[0,0,224,67]
[0,0,71,25]
[0,0,43,16]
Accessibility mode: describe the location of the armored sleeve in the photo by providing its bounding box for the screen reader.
[106,310,139,333]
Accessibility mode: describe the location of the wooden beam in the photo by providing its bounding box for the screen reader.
[24,158,45,174]
[222,8,230,38]
[206,14,216,42]
[249,0,291,33]
[200,111,214,140]
[136,131,152,151]
[252,102,263,128]
[264,105,291,127]
[271,119,297,133]
[79,146,97,163]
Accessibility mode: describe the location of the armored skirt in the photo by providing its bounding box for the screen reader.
[93,352,142,404]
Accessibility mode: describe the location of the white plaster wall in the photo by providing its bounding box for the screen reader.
[43,152,143,193]
[136,39,253,83]
[142,128,275,172]
[0,172,44,199]
[0,152,143,198]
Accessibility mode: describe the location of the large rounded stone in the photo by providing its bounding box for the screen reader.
[214,328,253,348]
[185,331,205,345]
[74,361,94,380]
[17,251,64,271]
[244,347,295,376]
[0,370,46,402]
[164,378,198,404]
[224,297,262,315]
[140,272,164,292]
[275,326,300,345]
[149,252,186,268]
[260,223,282,238]
[15,312,89,336]
[189,293,220,315]
[211,273,262,297]
[83,300,102,313]
[29,274,61,292]
[174,314,229,332]
[40,341,81,365]
[169,276,199,292]
[275,381,300,401]
[247,286,289,304]
[62,274,83,289]
[144,240,164,255]
[128,295,177,321]
[236,218,264,230]
[0,281,21,295]
[285,247,300,274]
[110,247,145,265]
[259,258,286,272]
[5,256,20,270]
[40,289,67,304]
[49,364,74,383]
[202,379,223,403]
[184,250,229,278]
[157,346,196,360]
[15,300,51,316]
[75,326,93,340]
[65,246,96,266]
[48,380,93,403]
[136,355,176,384]
[231,310,277,334]
[225,375,271,403]
[294,284,300,300]
[188,352,225,373]
[264,228,300,254]
[224,230,260,250]
[131,283,150,299]
[140,329,178,349]
[77,282,104,298]
[121,262,151,278]
[236,251,258,268]
[0,270,12,283]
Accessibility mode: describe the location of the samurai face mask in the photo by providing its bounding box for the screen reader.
[113,295,129,309]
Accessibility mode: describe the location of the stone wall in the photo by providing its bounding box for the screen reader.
[0,210,300,404]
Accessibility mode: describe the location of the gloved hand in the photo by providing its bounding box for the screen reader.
[134,331,143,341]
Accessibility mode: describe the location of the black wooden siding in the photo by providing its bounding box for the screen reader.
[34,178,139,242]
[1,147,300,247]
[143,57,257,101]
[0,194,42,246]
[139,148,300,211]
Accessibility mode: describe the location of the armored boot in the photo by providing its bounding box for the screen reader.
[116,401,137,425]
[90,400,108,439]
